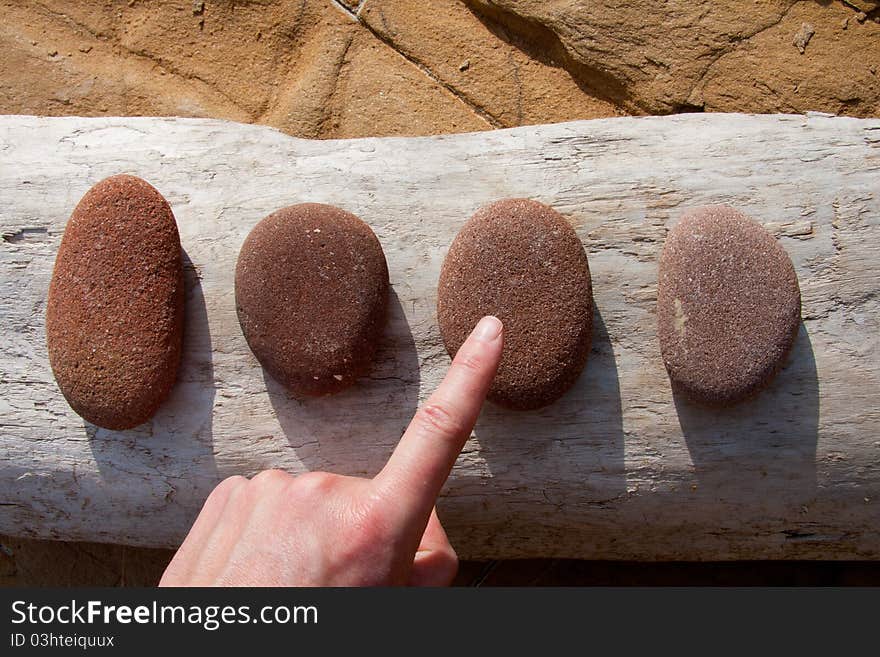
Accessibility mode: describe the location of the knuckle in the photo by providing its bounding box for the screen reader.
[453,348,485,376]
[414,402,468,440]
[207,475,246,503]
[294,470,335,494]
[251,468,290,489]
[220,474,248,489]
[201,475,250,517]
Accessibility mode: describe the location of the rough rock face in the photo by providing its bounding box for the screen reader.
[1,1,875,142]
[466,0,880,116]
[46,175,184,430]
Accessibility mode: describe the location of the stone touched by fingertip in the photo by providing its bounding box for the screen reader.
[438,198,593,410]
[235,203,389,396]
[658,204,802,405]
[46,174,185,430]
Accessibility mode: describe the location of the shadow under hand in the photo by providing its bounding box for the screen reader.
[447,306,625,536]
[86,250,218,544]
[676,321,819,512]
[265,289,420,478]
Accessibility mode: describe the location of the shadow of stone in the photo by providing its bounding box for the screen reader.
[85,249,217,543]
[442,305,625,546]
[675,320,819,513]
[264,289,420,478]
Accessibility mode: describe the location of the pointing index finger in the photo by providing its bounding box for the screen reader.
[375,315,503,529]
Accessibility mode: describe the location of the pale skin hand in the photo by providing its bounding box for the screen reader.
[159,316,503,586]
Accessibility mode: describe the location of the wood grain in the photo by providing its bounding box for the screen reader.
[1,114,878,559]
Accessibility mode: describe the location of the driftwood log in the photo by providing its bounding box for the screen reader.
[1,114,878,560]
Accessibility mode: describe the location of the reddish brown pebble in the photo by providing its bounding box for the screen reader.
[438,198,593,410]
[235,203,389,395]
[658,205,802,405]
[46,175,184,430]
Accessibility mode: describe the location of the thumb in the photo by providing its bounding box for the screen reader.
[408,508,458,586]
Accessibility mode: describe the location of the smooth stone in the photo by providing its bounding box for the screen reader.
[46,175,184,430]
[235,203,389,395]
[658,204,802,405]
[438,198,593,410]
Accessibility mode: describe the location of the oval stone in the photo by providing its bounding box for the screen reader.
[235,203,389,395]
[46,175,184,430]
[658,205,802,405]
[438,198,593,410]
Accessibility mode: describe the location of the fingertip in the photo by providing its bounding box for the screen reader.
[409,509,459,586]
[471,315,503,343]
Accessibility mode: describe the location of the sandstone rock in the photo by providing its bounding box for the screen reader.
[0,3,249,122]
[314,29,488,138]
[843,1,880,13]
[0,0,490,138]
[358,0,621,127]
[2,0,877,137]
[465,0,880,116]
[691,2,880,117]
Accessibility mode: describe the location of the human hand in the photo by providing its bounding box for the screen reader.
[159,315,503,586]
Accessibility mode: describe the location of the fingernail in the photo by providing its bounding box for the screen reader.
[473,315,502,342]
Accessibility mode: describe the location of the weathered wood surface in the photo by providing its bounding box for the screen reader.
[1,114,878,560]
